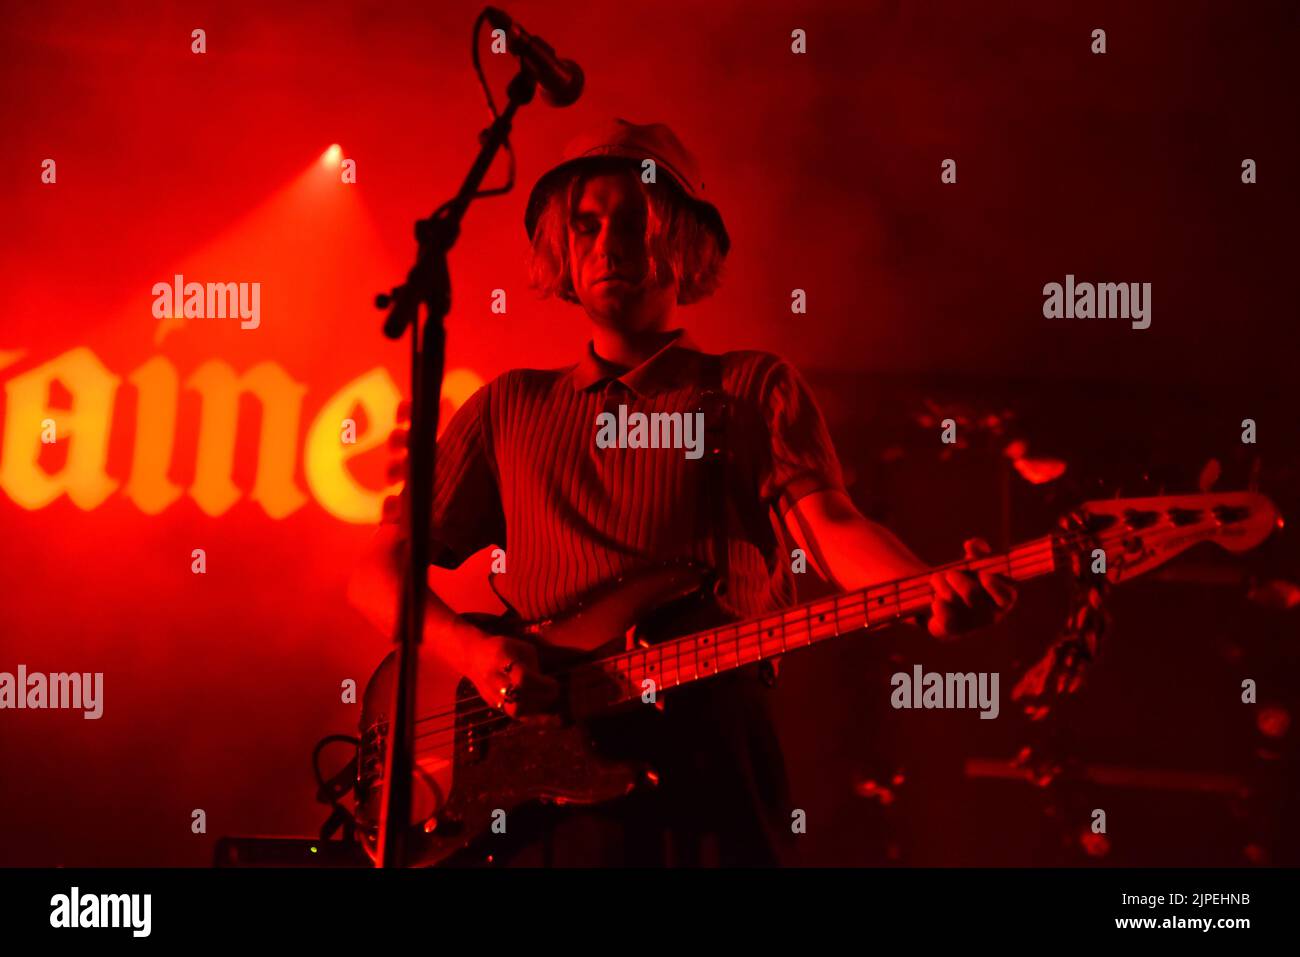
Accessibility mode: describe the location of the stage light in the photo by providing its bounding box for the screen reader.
[322,144,343,165]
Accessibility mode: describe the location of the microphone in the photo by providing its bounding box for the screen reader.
[484,7,585,107]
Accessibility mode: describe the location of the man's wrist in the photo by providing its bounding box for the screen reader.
[418,611,486,673]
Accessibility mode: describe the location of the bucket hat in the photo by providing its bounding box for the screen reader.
[523,118,730,255]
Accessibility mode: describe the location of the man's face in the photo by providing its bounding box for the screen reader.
[567,170,677,332]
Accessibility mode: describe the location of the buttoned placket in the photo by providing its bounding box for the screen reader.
[600,378,634,414]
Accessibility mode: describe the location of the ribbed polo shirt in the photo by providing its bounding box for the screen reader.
[427,329,846,624]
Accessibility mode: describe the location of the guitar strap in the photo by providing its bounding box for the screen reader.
[698,353,730,603]
[700,353,781,688]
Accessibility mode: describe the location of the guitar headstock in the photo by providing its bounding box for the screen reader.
[1062,491,1282,584]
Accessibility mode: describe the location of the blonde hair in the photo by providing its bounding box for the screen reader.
[527,162,726,306]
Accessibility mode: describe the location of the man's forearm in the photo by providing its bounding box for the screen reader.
[784,490,930,591]
[813,516,931,591]
[345,526,485,677]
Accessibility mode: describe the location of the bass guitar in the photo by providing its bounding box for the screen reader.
[355,491,1279,866]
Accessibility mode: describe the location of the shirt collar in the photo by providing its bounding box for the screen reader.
[567,328,706,396]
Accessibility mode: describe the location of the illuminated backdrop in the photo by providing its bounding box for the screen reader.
[1,0,1296,865]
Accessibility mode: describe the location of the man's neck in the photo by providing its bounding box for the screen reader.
[590,324,683,369]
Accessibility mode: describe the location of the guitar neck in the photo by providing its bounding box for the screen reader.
[576,536,1057,712]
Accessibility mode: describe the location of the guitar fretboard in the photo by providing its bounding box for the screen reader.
[568,536,1056,716]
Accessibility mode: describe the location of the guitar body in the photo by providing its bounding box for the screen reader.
[356,561,717,867]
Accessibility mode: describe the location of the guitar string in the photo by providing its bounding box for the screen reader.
[391,524,1125,750]
[404,527,1081,732]
[393,517,1175,753]
[373,516,1216,764]
[419,548,1059,732]
[407,536,1055,727]
[375,539,1069,761]
[397,552,1059,762]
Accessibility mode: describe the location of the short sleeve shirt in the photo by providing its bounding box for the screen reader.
[426,329,846,623]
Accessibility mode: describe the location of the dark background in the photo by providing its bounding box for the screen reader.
[0,0,1296,865]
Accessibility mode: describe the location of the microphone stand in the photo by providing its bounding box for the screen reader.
[372,66,538,868]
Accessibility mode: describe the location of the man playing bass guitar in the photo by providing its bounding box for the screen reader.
[347,119,1016,865]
